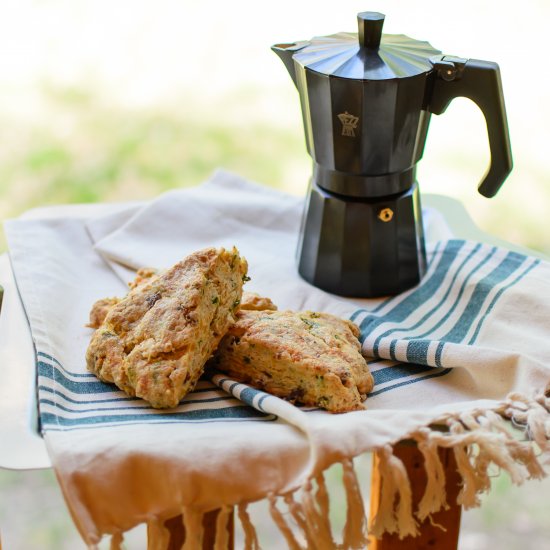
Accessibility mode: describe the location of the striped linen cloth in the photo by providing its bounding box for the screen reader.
[4,170,549,547]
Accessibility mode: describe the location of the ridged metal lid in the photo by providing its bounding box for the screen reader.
[293,12,441,80]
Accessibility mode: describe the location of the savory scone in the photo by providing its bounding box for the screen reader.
[239,292,278,311]
[87,268,160,329]
[87,297,121,329]
[128,267,159,290]
[86,247,248,408]
[87,287,274,330]
[211,310,373,413]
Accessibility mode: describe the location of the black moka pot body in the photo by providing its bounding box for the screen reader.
[273,12,512,298]
[296,68,430,297]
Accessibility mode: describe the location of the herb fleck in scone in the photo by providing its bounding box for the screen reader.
[212,310,373,413]
[86,247,248,408]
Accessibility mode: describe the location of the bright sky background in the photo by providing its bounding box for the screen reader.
[1,0,549,247]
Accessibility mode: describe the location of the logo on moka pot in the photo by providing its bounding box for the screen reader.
[338,111,359,137]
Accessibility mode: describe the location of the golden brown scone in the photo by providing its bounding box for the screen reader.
[240,292,278,311]
[87,268,160,329]
[87,297,121,329]
[128,267,159,290]
[212,310,373,413]
[86,247,248,408]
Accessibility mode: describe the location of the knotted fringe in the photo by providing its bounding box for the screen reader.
[214,505,233,550]
[92,392,550,548]
[370,445,419,540]
[237,503,260,550]
[146,517,171,550]
[508,392,550,456]
[301,480,335,550]
[284,492,316,549]
[415,428,449,520]
[268,493,302,550]
[109,531,124,550]
[342,459,368,549]
[267,466,366,550]
[181,506,204,550]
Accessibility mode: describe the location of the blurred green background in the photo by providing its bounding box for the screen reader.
[1,0,549,548]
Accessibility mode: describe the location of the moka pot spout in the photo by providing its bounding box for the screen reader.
[271,42,307,88]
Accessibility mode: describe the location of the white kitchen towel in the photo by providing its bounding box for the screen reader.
[4,169,550,549]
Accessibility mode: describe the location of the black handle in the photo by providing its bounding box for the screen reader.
[427,57,513,198]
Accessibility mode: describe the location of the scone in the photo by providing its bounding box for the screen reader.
[211,309,373,413]
[87,268,160,329]
[239,292,278,312]
[87,289,273,329]
[86,247,248,408]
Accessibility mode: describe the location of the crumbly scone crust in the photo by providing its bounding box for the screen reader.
[86,247,248,408]
[128,267,159,290]
[212,309,373,413]
[87,268,160,329]
[240,292,278,312]
[87,297,121,329]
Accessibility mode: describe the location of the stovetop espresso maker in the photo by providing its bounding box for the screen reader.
[273,11,512,297]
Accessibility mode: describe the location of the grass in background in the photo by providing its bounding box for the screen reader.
[0,84,308,250]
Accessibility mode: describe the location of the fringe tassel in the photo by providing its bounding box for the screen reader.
[460,413,530,486]
[370,446,398,537]
[268,493,302,550]
[314,473,330,523]
[483,410,546,480]
[509,392,550,455]
[387,446,419,539]
[341,459,368,549]
[370,445,418,539]
[284,492,316,549]
[314,474,336,548]
[214,506,233,550]
[447,419,483,508]
[182,506,204,550]
[301,481,335,550]
[415,428,449,520]
[237,503,260,550]
[94,392,550,547]
[146,517,171,550]
[109,532,124,550]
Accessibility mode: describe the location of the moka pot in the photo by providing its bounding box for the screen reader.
[273,11,512,297]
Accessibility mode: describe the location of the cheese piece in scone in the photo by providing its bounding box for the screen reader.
[86,247,248,408]
[212,309,373,413]
[239,292,277,312]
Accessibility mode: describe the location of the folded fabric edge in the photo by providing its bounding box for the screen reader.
[92,389,549,550]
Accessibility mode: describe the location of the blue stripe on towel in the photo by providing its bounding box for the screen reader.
[40,406,274,429]
[467,257,540,345]
[349,242,443,323]
[39,395,241,414]
[359,240,466,346]
[372,363,433,385]
[438,251,526,344]
[38,362,118,394]
[400,246,496,344]
[368,368,452,397]
[382,243,485,359]
[350,241,536,394]
[37,355,275,430]
[37,352,96,378]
